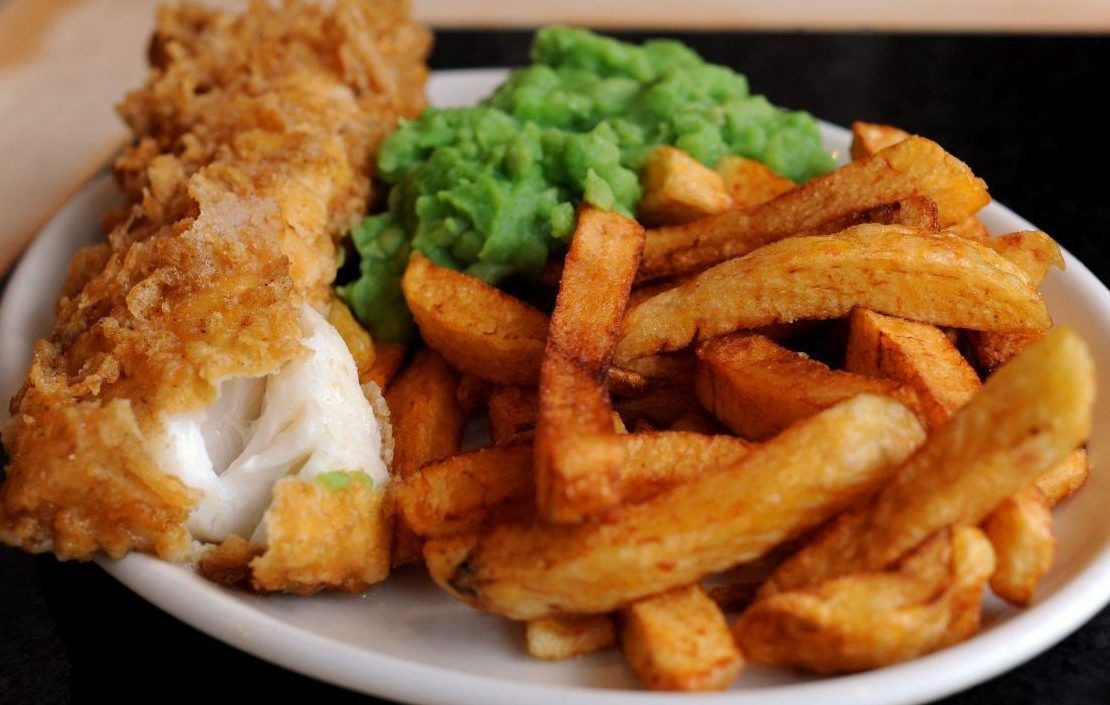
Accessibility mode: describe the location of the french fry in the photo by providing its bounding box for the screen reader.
[639,136,989,281]
[716,155,794,210]
[695,333,920,440]
[967,230,1062,373]
[968,329,1046,374]
[801,195,939,236]
[668,406,724,434]
[617,224,1048,364]
[396,443,533,538]
[488,387,539,445]
[526,614,616,660]
[849,122,988,241]
[535,206,645,523]
[1036,448,1090,506]
[982,230,1064,283]
[611,352,696,396]
[399,433,752,539]
[456,374,494,416]
[620,584,743,691]
[402,252,549,385]
[638,146,734,225]
[614,385,698,427]
[762,327,1094,595]
[385,349,466,565]
[736,526,995,673]
[845,308,980,428]
[849,121,910,161]
[424,394,924,619]
[982,486,1056,606]
[363,341,407,388]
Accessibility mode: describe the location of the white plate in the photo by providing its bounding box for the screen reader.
[2,68,1110,705]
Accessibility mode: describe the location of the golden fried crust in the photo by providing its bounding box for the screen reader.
[250,479,393,595]
[0,400,196,561]
[1,1,429,563]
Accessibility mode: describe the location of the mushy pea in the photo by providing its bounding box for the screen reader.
[341,26,835,341]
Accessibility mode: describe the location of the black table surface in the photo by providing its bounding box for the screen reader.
[2,29,1109,705]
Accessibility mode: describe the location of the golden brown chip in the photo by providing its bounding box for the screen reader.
[620,584,743,691]
[638,146,734,225]
[715,155,795,210]
[487,386,539,445]
[762,327,1093,595]
[849,121,911,160]
[526,614,616,661]
[619,224,1047,364]
[1036,448,1090,506]
[639,136,989,280]
[535,206,645,523]
[402,253,549,385]
[695,333,919,440]
[845,308,980,429]
[424,394,923,619]
[982,486,1055,606]
[736,526,994,673]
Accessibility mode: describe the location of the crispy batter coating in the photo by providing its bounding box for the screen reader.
[1,0,429,563]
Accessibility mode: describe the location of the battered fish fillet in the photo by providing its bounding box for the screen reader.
[0,0,429,594]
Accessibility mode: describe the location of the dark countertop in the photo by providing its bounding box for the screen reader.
[2,30,1109,705]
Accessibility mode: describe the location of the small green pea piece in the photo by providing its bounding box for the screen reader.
[341,27,834,342]
[315,471,374,492]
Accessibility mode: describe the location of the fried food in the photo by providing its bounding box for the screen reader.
[716,155,795,209]
[423,395,923,619]
[0,1,428,591]
[385,349,466,564]
[695,333,920,440]
[617,224,1049,363]
[845,308,980,428]
[639,136,989,281]
[762,327,1093,596]
[982,486,1056,606]
[398,433,751,540]
[1036,448,1090,506]
[620,584,743,691]
[535,207,644,523]
[402,252,549,385]
[526,614,616,661]
[488,387,539,445]
[736,526,995,673]
[638,146,734,225]
[396,443,533,538]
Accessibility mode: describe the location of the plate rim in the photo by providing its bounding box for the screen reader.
[1,66,1108,705]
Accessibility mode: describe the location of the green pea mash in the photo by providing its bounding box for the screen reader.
[340,27,834,340]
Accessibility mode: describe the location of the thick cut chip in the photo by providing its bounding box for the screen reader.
[638,146,734,225]
[800,195,939,237]
[969,329,1046,374]
[535,206,645,523]
[328,297,376,381]
[639,136,989,280]
[396,443,533,538]
[363,342,407,388]
[402,253,549,385]
[968,230,1062,374]
[716,155,795,210]
[983,486,1056,606]
[762,327,1093,595]
[399,433,751,539]
[423,395,924,619]
[736,526,995,674]
[526,614,616,661]
[618,224,1048,364]
[696,333,920,440]
[620,584,743,691]
[845,308,980,428]
[385,349,465,564]
[1036,448,1090,506]
[850,121,911,160]
[487,387,539,445]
